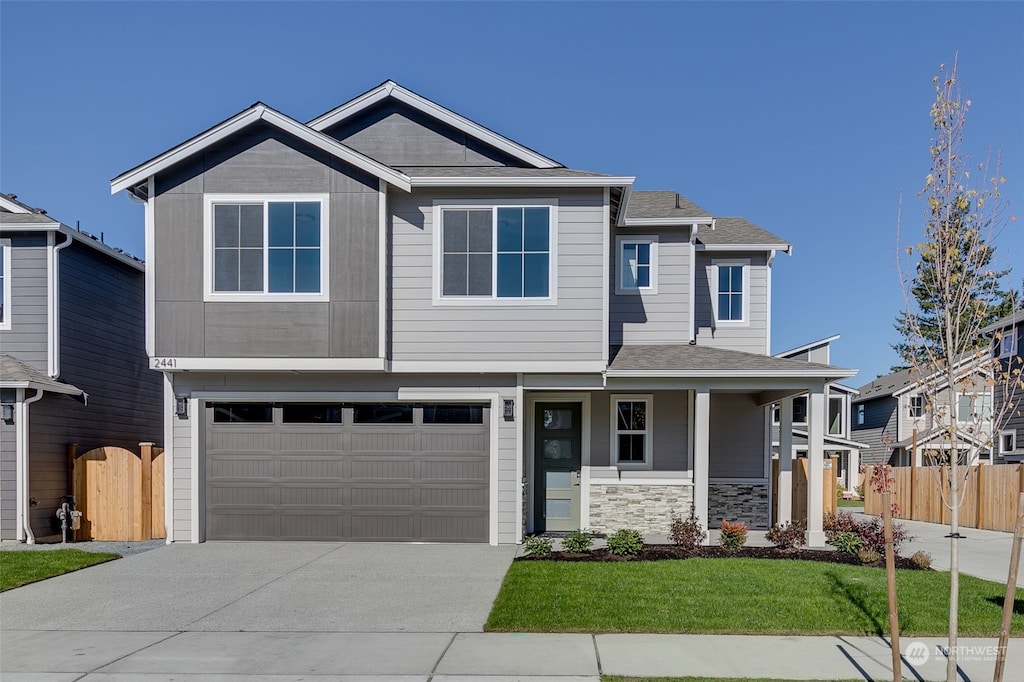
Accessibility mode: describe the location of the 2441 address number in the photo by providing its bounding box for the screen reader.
[152,357,178,369]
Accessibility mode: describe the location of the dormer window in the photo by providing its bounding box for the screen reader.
[616,236,657,294]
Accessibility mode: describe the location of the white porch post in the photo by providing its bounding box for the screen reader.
[806,383,826,547]
[848,448,860,490]
[777,397,794,525]
[693,388,710,545]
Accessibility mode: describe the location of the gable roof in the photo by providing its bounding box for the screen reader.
[0,194,39,214]
[981,310,1024,334]
[698,217,791,253]
[853,354,987,403]
[775,335,842,360]
[111,102,413,198]
[397,165,634,187]
[0,355,86,400]
[607,344,855,380]
[620,190,712,226]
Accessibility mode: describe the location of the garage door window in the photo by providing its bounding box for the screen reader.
[282,404,342,423]
[423,404,484,424]
[353,404,413,424]
[211,403,273,423]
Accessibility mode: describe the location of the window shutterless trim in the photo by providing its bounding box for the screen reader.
[203,193,330,302]
[432,198,558,306]
[999,430,1018,454]
[711,258,749,326]
[997,329,1018,358]
[610,393,653,470]
[0,240,11,330]
[615,235,658,295]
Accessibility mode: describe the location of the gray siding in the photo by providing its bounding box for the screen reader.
[390,189,606,363]
[26,241,163,538]
[0,233,49,371]
[610,229,691,345]
[167,373,519,544]
[709,393,766,478]
[321,100,524,167]
[996,328,1024,454]
[852,397,898,466]
[0,416,15,539]
[693,251,769,354]
[588,390,690,471]
[152,122,380,359]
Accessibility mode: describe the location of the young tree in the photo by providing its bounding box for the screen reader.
[896,58,1021,682]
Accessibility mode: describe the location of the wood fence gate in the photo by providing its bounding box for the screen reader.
[771,455,838,526]
[70,442,165,541]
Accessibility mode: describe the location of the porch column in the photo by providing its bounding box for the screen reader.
[777,397,794,525]
[806,383,826,547]
[848,448,860,490]
[693,388,710,545]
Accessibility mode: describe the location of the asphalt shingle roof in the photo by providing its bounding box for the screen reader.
[607,344,849,377]
[625,190,710,220]
[0,212,57,225]
[0,355,85,398]
[698,217,790,249]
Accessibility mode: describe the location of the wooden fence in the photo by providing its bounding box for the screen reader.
[70,442,165,541]
[771,455,838,526]
[863,463,1024,532]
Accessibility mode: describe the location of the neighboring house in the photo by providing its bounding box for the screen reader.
[110,80,854,546]
[982,310,1024,462]
[0,193,163,542]
[851,355,993,469]
[769,335,867,493]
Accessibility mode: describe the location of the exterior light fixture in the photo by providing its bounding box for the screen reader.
[175,397,189,420]
[503,398,515,421]
[1,404,13,424]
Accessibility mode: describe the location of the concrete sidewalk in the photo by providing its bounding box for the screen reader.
[4,630,1023,681]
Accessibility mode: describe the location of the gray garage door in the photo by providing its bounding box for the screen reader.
[205,402,489,542]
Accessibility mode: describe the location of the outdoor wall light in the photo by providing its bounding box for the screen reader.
[175,396,189,420]
[503,398,515,422]
[1,404,13,424]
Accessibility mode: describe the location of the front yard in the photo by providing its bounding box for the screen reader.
[486,557,1024,636]
[0,549,119,591]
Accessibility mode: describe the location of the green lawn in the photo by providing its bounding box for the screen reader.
[0,550,119,591]
[837,498,863,508]
[486,558,1024,636]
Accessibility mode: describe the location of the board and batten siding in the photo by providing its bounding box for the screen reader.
[151,122,380,359]
[609,228,691,345]
[165,372,519,544]
[0,233,49,371]
[693,251,769,354]
[389,189,606,363]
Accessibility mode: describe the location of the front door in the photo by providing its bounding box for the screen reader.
[534,402,582,532]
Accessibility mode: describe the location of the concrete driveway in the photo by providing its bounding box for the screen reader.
[0,542,517,632]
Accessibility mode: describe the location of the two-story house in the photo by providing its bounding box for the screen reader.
[983,310,1024,461]
[851,355,993,469]
[0,193,163,542]
[110,81,854,546]
[769,335,866,496]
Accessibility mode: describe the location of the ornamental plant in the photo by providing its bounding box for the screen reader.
[718,520,748,551]
[669,504,706,549]
[766,520,806,549]
[606,528,644,556]
[561,529,593,553]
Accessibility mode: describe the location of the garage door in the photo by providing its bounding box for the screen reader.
[205,402,489,542]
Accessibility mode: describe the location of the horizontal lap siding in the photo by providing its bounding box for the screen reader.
[852,397,897,466]
[390,189,605,363]
[1,235,48,370]
[709,393,766,478]
[694,251,769,353]
[610,229,691,344]
[0,421,16,539]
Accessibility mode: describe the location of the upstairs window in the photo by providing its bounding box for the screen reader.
[855,404,865,426]
[206,195,328,301]
[714,260,748,324]
[908,395,925,418]
[1000,430,1017,454]
[616,237,657,294]
[0,241,9,330]
[436,202,555,302]
[997,328,1018,358]
[957,393,992,422]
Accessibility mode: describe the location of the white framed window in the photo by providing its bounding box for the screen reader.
[712,259,749,325]
[616,236,657,294]
[999,430,1017,454]
[957,393,992,422]
[203,194,329,302]
[908,395,925,418]
[856,404,865,426]
[433,199,557,305]
[997,328,1018,359]
[0,240,10,330]
[611,394,653,468]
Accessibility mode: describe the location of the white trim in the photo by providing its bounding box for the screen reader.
[525,391,592,534]
[0,195,31,213]
[955,391,993,423]
[999,430,1018,454]
[378,179,387,360]
[997,328,1018,359]
[149,357,387,372]
[307,80,561,169]
[710,258,750,327]
[615,235,658,295]
[588,468,694,486]
[202,193,331,302]
[856,403,865,426]
[145,177,155,356]
[489,394,500,545]
[765,254,772,355]
[49,232,73,378]
[709,477,770,485]
[601,189,610,366]
[692,388,710,543]
[688,231,696,343]
[431,199,559,306]
[515,375,525,543]
[199,390,399,401]
[111,104,412,195]
[610,394,653,470]
[606,367,858,379]
[697,244,790,253]
[0,239,11,330]
[410,176,634,188]
[399,360,608,374]
[163,374,175,544]
[620,216,714,228]
[0,222,59,230]
[774,334,842,359]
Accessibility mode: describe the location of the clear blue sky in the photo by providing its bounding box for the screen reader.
[2,1,1021,386]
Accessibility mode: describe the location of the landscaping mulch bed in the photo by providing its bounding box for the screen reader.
[517,544,927,570]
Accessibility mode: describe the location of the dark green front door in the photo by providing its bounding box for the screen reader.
[534,402,582,532]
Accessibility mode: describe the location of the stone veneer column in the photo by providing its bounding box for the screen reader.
[693,388,710,545]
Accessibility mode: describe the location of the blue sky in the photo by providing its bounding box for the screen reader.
[2,1,1021,385]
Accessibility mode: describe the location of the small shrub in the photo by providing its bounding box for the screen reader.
[606,528,644,556]
[855,482,865,499]
[766,520,806,549]
[858,547,881,565]
[669,504,706,549]
[824,511,859,538]
[718,519,748,550]
[522,535,553,556]
[824,510,911,555]
[837,484,846,500]
[911,550,933,570]
[828,530,863,554]
[561,529,593,553]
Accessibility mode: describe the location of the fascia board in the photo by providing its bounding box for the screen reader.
[0,196,31,213]
[620,217,714,227]
[774,334,842,359]
[605,368,858,379]
[409,176,635,188]
[696,243,793,254]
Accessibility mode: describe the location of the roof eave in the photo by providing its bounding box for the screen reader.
[620,216,715,227]
[605,368,858,379]
[697,243,793,254]
[409,176,635,188]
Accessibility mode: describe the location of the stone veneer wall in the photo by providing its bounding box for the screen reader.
[708,482,769,529]
[588,483,693,534]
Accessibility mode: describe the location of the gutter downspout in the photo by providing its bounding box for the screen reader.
[48,232,74,378]
[16,389,44,543]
